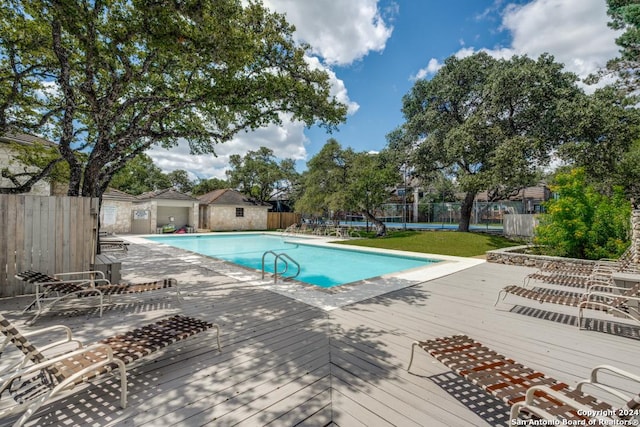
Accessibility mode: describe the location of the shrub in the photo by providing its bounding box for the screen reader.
[534,168,631,259]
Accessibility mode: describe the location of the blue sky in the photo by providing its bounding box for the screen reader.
[148,0,621,180]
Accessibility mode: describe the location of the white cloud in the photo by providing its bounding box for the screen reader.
[305,56,360,115]
[502,0,620,77]
[417,0,621,83]
[147,0,397,179]
[412,58,442,81]
[148,119,309,180]
[147,1,392,181]
[263,0,395,66]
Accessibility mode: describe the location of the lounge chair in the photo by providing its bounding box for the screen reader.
[525,246,639,288]
[578,283,640,327]
[0,313,220,426]
[98,238,130,254]
[407,334,640,423]
[15,270,182,324]
[496,281,640,327]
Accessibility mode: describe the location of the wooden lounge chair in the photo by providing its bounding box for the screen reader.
[0,313,220,426]
[407,334,640,423]
[16,270,182,324]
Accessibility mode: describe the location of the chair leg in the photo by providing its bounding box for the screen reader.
[98,293,104,318]
[175,286,183,305]
[407,341,419,372]
[113,358,128,408]
[213,324,221,352]
[12,387,56,427]
[577,307,583,330]
[494,289,507,306]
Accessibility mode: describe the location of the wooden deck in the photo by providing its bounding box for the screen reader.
[1,241,639,426]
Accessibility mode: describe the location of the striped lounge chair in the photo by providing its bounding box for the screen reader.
[407,334,640,423]
[495,282,640,327]
[0,314,220,426]
[16,270,182,324]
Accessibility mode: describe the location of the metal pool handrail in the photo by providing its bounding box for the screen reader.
[261,250,300,283]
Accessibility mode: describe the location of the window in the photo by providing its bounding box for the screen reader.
[235,207,244,217]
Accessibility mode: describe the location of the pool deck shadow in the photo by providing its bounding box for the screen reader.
[0,236,638,426]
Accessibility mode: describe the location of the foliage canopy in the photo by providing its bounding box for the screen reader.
[534,168,631,260]
[295,139,398,236]
[390,52,581,231]
[226,146,297,204]
[605,0,640,91]
[0,0,347,197]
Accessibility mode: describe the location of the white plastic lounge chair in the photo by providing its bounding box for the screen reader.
[0,314,220,426]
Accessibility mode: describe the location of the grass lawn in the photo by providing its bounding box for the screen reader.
[336,230,522,257]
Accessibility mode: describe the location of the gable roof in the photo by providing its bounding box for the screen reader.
[102,187,137,201]
[0,132,56,147]
[136,188,198,202]
[198,188,269,207]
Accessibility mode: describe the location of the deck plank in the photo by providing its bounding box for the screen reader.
[1,240,638,427]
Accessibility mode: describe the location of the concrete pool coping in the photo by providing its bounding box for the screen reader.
[123,232,486,311]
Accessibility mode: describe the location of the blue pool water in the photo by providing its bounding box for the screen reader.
[145,233,438,288]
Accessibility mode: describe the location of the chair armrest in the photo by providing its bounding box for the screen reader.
[586,283,627,293]
[0,343,116,393]
[510,385,607,421]
[576,365,640,402]
[585,279,616,292]
[583,291,640,302]
[1,325,84,373]
[2,325,72,353]
[23,325,83,357]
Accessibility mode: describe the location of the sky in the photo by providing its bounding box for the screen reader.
[147,0,623,181]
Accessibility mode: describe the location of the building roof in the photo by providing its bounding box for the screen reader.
[198,188,270,207]
[102,187,137,201]
[136,188,198,202]
[0,132,56,147]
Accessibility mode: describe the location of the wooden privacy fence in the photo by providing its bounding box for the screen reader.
[267,212,301,230]
[0,195,98,297]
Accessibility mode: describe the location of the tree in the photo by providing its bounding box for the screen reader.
[295,139,351,219]
[343,151,398,236]
[614,140,640,206]
[109,154,170,195]
[167,170,193,194]
[0,0,347,198]
[1,139,69,194]
[604,0,640,91]
[226,147,298,203]
[391,52,580,231]
[556,85,640,197]
[535,168,631,260]
[191,177,229,196]
[295,139,398,236]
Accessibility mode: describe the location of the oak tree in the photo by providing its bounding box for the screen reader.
[0,0,346,198]
[391,52,580,231]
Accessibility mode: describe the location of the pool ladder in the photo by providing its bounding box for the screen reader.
[261,250,300,283]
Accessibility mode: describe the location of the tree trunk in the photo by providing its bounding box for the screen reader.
[362,210,387,237]
[458,191,476,232]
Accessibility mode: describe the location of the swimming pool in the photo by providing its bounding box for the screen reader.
[145,233,439,288]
